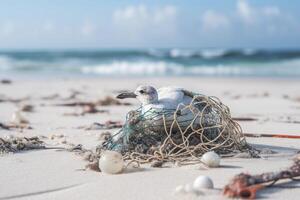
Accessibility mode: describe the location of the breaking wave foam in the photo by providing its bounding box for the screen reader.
[1,51,300,77]
[80,60,300,77]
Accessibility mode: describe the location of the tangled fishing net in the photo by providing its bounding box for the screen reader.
[101,94,253,164]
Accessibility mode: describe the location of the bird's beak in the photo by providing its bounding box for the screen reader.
[116,92,137,99]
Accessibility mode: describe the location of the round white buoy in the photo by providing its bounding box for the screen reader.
[99,150,124,174]
[193,175,214,190]
[201,151,221,167]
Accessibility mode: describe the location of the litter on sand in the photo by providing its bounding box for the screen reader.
[100,88,255,165]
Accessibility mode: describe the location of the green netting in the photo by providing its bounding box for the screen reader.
[101,94,250,164]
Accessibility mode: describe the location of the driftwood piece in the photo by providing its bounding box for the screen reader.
[0,122,32,130]
[223,155,300,199]
[0,96,30,104]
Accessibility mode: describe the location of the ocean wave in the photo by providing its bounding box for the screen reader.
[146,49,300,60]
[81,61,184,75]
[2,49,300,62]
[199,49,227,59]
[1,51,300,77]
[80,59,300,77]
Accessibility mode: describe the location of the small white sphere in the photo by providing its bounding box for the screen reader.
[201,151,221,167]
[99,151,124,174]
[193,175,214,190]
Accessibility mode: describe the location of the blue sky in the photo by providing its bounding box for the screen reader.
[0,0,299,49]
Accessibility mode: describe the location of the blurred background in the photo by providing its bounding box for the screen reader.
[0,0,300,78]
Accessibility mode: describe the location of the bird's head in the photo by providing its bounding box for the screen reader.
[116,85,158,105]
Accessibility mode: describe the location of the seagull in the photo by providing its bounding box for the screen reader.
[116,85,195,115]
[114,85,220,151]
[116,85,219,124]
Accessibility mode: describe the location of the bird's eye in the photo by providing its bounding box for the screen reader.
[139,90,145,94]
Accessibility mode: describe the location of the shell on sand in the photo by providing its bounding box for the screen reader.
[201,151,221,167]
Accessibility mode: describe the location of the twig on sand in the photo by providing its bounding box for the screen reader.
[0,79,12,84]
[0,123,10,130]
[41,93,60,100]
[63,104,109,116]
[244,133,300,139]
[0,96,30,104]
[96,96,131,106]
[223,154,300,199]
[0,122,33,130]
[54,96,131,107]
[78,121,123,130]
[232,117,258,121]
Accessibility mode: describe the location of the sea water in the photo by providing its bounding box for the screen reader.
[0,48,300,78]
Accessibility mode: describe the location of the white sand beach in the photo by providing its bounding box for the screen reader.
[0,77,300,200]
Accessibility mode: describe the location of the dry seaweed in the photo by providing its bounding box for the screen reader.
[54,96,130,108]
[19,104,34,112]
[0,79,12,84]
[63,104,109,116]
[96,96,131,106]
[41,93,60,100]
[63,90,85,100]
[0,122,33,130]
[78,121,123,130]
[0,136,45,154]
[0,96,30,104]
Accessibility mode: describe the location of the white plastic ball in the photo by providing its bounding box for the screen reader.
[193,175,214,190]
[99,150,124,174]
[201,151,221,167]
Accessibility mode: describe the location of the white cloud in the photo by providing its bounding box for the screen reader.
[235,0,292,36]
[237,0,282,25]
[262,6,281,17]
[113,5,177,39]
[153,6,177,24]
[114,5,147,22]
[0,21,15,36]
[201,10,230,31]
[43,21,55,32]
[237,0,254,24]
[113,5,177,25]
[80,21,97,36]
